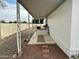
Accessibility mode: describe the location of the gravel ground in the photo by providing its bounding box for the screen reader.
[0,28,35,59]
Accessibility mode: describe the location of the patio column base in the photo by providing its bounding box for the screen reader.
[17,50,23,57]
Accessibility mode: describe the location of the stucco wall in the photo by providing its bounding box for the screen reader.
[1,23,16,39]
[0,23,35,39]
[0,23,44,39]
[48,0,72,57]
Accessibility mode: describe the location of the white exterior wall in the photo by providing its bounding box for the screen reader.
[70,0,79,55]
[48,0,72,57]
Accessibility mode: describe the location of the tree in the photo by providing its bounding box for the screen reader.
[13,21,17,23]
[32,19,43,24]
[22,21,27,23]
[0,20,6,23]
[9,21,13,23]
[40,19,43,24]
[32,19,39,24]
[32,19,35,24]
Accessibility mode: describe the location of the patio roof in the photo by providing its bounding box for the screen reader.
[18,0,65,19]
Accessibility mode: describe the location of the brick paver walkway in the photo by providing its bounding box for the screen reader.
[16,44,69,59]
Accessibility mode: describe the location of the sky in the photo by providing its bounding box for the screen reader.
[0,0,33,22]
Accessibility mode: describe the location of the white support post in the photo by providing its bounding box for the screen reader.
[29,14,31,29]
[27,12,30,41]
[32,17,33,28]
[38,19,40,28]
[46,18,48,25]
[0,21,2,39]
[28,13,30,29]
[16,0,22,56]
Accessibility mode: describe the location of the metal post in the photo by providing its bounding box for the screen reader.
[28,13,30,29]
[39,19,41,27]
[16,0,22,56]
[27,12,30,41]
[29,14,31,29]
[32,17,33,28]
[46,18,48,25]
[0,22,1,39]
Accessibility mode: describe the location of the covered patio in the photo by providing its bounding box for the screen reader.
[0,28,69,59]
[0,0,71,59]
[16,0,66,57]
[15,29,68,59]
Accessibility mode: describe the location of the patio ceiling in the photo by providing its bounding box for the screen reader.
[18,0,65,19]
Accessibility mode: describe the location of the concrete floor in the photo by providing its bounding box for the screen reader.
[28,30,55,44]
[15,29,69,59]
[0,29,69,59]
